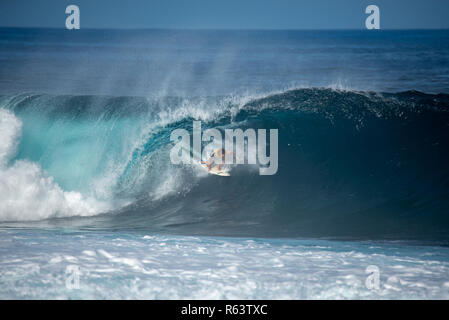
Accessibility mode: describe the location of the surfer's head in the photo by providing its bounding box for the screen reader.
[214,148,225,157]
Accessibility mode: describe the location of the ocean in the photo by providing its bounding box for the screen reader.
[1,28,449,299]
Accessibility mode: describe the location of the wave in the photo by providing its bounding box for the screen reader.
[1,88,449,240]
[0,108,111,220]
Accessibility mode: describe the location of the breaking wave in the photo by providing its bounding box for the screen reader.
[1,88,449,240]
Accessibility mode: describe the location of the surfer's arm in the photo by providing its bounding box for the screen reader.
[201,158,213,170]
[201,158,212,164]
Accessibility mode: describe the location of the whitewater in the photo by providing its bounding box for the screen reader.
[1,28,449,299]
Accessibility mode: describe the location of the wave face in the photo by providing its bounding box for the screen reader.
[1,88,449,240]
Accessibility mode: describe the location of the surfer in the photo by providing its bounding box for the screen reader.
[201,148,235,172]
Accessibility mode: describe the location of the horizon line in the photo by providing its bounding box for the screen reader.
[1,26,449,32]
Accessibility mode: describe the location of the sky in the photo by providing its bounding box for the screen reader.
[0,0,448,29]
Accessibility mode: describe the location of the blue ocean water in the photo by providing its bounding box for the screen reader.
[1,28,449,299]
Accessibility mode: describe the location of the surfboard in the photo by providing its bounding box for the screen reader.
[199,161,230,176]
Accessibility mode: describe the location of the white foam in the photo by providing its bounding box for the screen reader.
[1,231,449,299]
[0,107,22,166]
[0,108,111,221]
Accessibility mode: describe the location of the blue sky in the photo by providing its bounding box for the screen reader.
[0,0,448,29]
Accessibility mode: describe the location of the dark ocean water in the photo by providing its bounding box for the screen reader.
[1,28,449,299]
[1,28,449,96]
